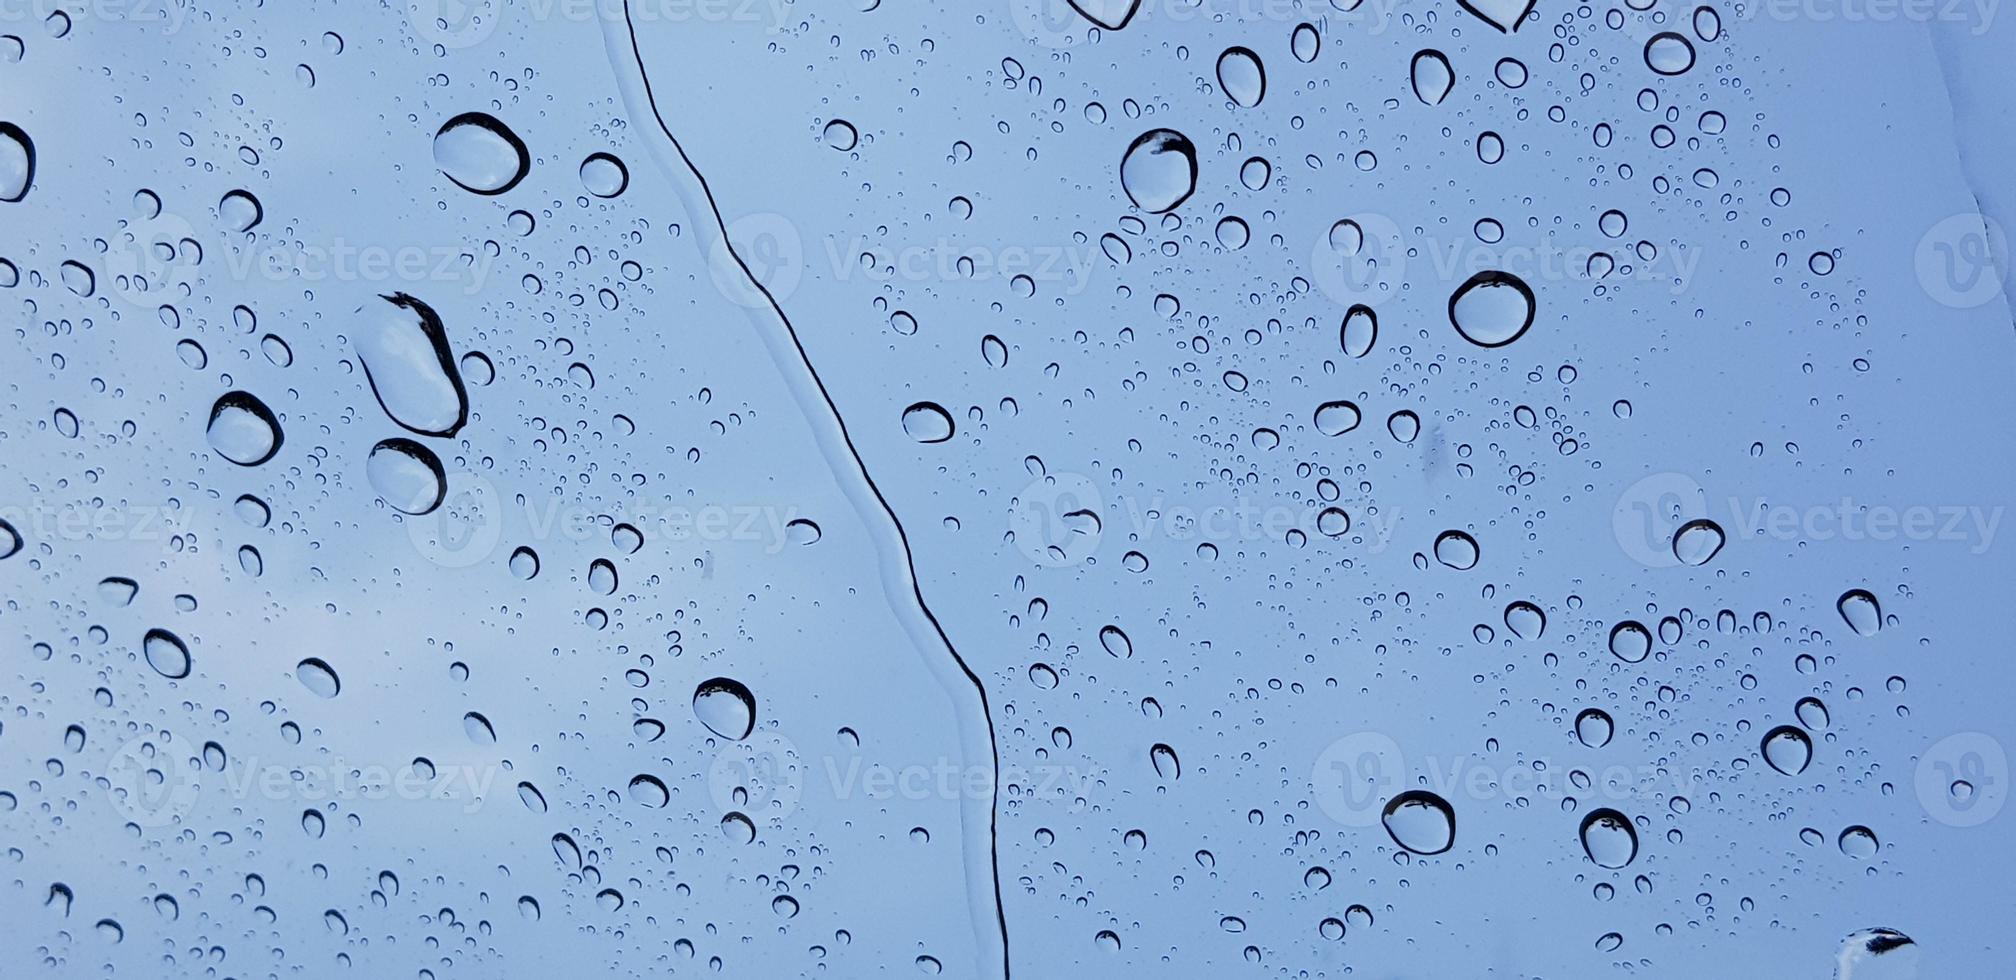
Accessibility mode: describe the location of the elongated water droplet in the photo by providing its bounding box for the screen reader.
[143,628,190,679]
[1796,697,1830,730]
[1291,22,1320,62]
[1215,47,1265,107]
[1150,743,1180,780]
[1449,270,1536,347]
[1382,790,1455,854]
[296,658,340,698]
[628,774,669,807]
[1099,625,1132,658]
[1340,304,1377,357]
[366,438,446,515]
[1838,589,1882,636]
[1762,724,1813,775]
[1119,129,1198,214]
[207,391,283,466]
[693,677,756,740]
[433,112,529,195]
[354,293,469,437]
[1579,808,1638,868]
[0,122,32,202]
[463,711,496,745]
[1410,49,1454,105]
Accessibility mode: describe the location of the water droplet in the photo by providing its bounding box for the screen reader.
[1579,808,1639,868]
[1838,825,1879,859]
[0,122,33,202]
[1410,49,1454,105]
[98,577,138,606]
[1119,129,1198,214]
[1433,530,1479,570]
[354,293,469,438]
[1382,790,1455,854]
[1645,32,1697,75]
[366,438,446,515]
[1796,697,1830,731]
[693,677,756,740]
[1672,518,1725,565]
[627,774,669,807]
[509,546,540,580]
[1387,410,1420,443]
[206,391,283,466]
[822,118,859,151]
[219,189,262,232]
[143,628,190,679]
[433,112,530,195]
[1449,271,1536,347]
[463,711,497,745]
[1504,600,1546,639]
[1215,47,1265,107]
[1761,725,1813,775]
[901,402,955,443]
[1099,625,1132,658]
[1340,304,1377,357]
[1838,589,1882,635]
[1314,400,1362,436]
[296,658,341,698]
[1609,621,1652,663]
[579,152,629,197]
[1290,22,1320,62]
[1151,743,1180,780]
[720,811,757,843]
[1576,708,1614,748]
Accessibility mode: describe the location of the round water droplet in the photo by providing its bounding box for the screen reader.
[207,391,283,466]
[219,190,262,232]
[720,811,756,843]
[295,658,340,698]
[1504,600,1546,639]
[1314,400,1361,436]
[1410,49,1454,105]
[693,677,756,740]
[1579,808,1638,868]
[143,628,190,679]
[1672,518,1725,565]
[366,438,446,515]
[579,152,629,197]
[822,119,858,151]
[1645,32,1696,75]
[1433,530,1479,570]
[0,122,33,203]
[1761,725,1813,775]
[1609,621,1652,663]
[1838,589,1881,636]
[1387,410,1420,443]
[1215,47,1265,107]
[434,112,529,195]
[1449,271,1536,347]
[1382,790,1455,855]
[508,546,540,580]
[1575,708,1614,748]
[1119,129,1198,214]
[901,402,955,443]
[1838,825,1879,859]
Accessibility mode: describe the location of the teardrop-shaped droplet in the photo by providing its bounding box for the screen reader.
[1215,47,1265,107]
[366,438,446,515]
[1449,270,1536,347]
[1150,743,1180,780]
[1314,400,1361,436]
[1796,696,1830,731]
[1504,600,1546,639]
[1838,589,1881,636]
[463,711,497,745]
[1645,32,1696,75]
[693,677,756,741]
[1433,530,1479,570]
[1608,621,1652,663]
[1119,129,1198,214]
[1672,518,1725,566]
[354,293,469,438]
[1579,808,1639,868]
[296,658,341,698]
[1382,790,1455,855]
[1340,304,1377,357]
[142,628,191,679]
[433,112,530,195]
[207,391,283,466]
[1575,708,1614,748]
[1410,49,1454,105]
[1099,625,1133,659]
[901,402,955,443]
[0,122,33,202]
[627,774,669,808]
[1761,724,1813,776]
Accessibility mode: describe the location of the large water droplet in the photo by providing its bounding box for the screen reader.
[1410,49,1454,105]
[1382,790,1455,854]
[0,518,21,560]
[1215,47,1265,107]
[1672,518,1725,565]
[367,438,446,515]
[1579,808,1639,868]
[143,628,190,679]
[579,152,629,197]
[0,122,32,202]
[1119,129,1198,214]
[354,293,469,437]
[627,774,669,808]
[1150,743,1180,780]
[901,402,955,443]
[1504,600,1546,639]
[433,112,530,195]
[1340,304,1377,357]
[219,189,262,232]
[1433,530,1479,570]
[1645,32,1697,75]
[296,658,341,698]
[1449,271,1536,347]
[1762,724,1813,775]
[463,711,497,745]
[1575,708,1614,748]
[1608,621,1652,663]
[693,677,756,740]
[1838,825,1879,859]
[1838,589,1882,636]
[1314,400,1361,436]
[206,391,283,466]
